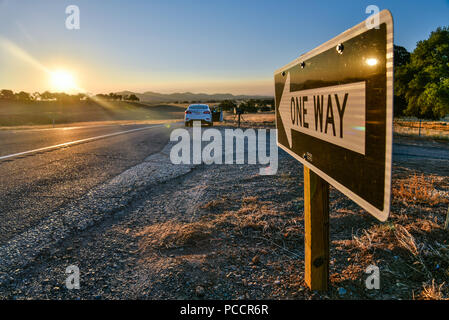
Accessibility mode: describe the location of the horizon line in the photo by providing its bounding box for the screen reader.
[1,88,274,98]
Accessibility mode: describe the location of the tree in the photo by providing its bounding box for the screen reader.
[395,27,449,119]
[40,91,55,100]
[108,92,123,101]
[16,91,31,101]
[394,45,411,67]
[243,99,258,113]
[218,100,237,111]
[53,92,73,102]
[239,100,257,113]
[393,45,411,116]
[127,94,139,101]
[76,93,87,101]
[32,92,41,101]
[0,89,14,100]
[95,93,108,100]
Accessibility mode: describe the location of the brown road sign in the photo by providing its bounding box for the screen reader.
[274,10,394,221]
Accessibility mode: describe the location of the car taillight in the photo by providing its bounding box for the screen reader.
[203,111,210,114]
[185,111,192,114]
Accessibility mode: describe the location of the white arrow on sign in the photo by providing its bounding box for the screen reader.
[278,72,295,148]
[277,72,367,155]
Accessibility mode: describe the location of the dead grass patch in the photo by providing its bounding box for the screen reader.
[208,198,304,251]
[395,225,420,256]
[200,197,230,211]
[137,221,212,250]
[419,280,447,300]
[353,223,425,258]
[394,120,449,140]
[242,196,258,203]
[393,174,448,205]
[218,112,275,128]
[137,196,303,256]
[352,219,449,299]
[352,223,396,251]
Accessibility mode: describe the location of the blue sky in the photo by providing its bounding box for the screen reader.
[0,0,448,95]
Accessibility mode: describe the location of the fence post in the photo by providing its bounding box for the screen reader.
[418,119,422,137]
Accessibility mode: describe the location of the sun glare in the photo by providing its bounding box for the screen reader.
[50,70,78,93]
[365,58,378,66]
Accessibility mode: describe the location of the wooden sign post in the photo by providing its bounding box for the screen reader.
[304,166,329,291]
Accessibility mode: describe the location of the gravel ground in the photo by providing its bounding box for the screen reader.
[0,126,448,300]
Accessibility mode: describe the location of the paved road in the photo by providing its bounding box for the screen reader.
[0,123,181,245]
[393,141,449,161]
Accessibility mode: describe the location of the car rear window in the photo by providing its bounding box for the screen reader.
[189,105,208,110]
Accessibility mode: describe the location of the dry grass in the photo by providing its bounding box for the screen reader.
[353,223,395,251]
[353,223,425,258]
[212,201,296,237]
[353,223,428,271]
[352,219,449,300]
[395,120,449,131]
[393,174,447,205]
[200,197,229,211]
[137,196,303,255]
[242,196,258,203]
[136,221,212,250]
[394,120,449,140]
[219,112,275,128]
[420,280,447,300]
[225,112,275,123]
[395,225,420,256]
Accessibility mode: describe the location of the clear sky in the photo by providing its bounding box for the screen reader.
[0,0,448,96]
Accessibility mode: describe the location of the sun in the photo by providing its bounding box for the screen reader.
[50,70,78,92]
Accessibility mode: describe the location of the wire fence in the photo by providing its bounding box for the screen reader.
[394,118,449,139]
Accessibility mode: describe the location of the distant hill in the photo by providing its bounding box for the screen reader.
[115,91,272,103]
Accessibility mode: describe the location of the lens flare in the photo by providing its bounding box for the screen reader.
[366,58,378,66]
[50,70,77,92]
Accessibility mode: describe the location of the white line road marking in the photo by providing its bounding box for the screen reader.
[0,124,123,133]
[0,123,168,133]
[0,124,165,161]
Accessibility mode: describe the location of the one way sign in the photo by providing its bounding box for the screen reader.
[274,10,394,221]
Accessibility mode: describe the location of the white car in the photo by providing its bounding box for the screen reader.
[184,104,213,126]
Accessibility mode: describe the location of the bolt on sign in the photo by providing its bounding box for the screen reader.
[274,10,393,221]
